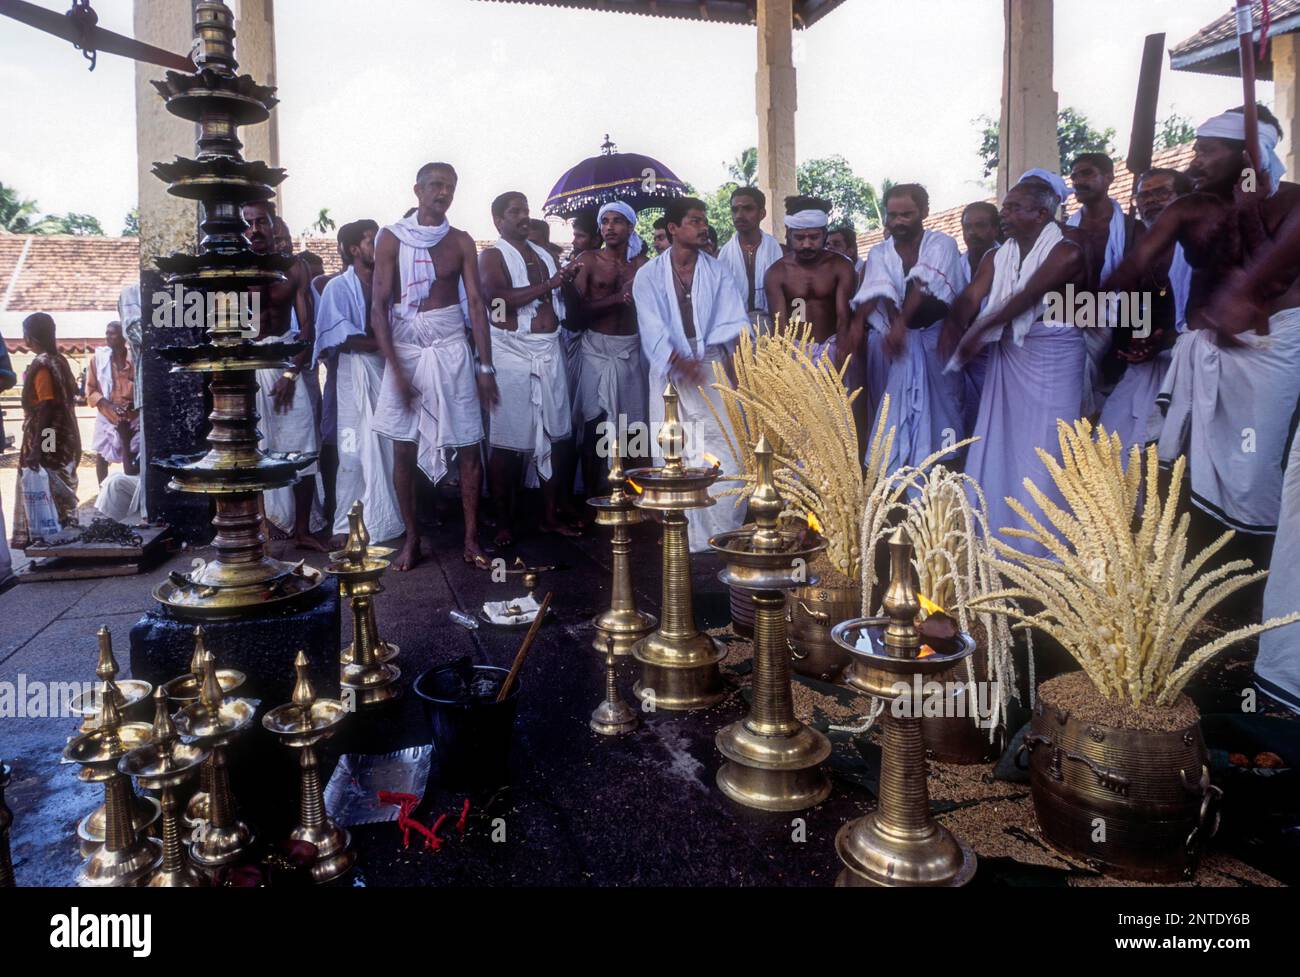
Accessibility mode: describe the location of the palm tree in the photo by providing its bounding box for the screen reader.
[309,207,336,236]
[726,148,758,187]
[1,182,41,233]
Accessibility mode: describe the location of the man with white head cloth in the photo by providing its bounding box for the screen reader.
[633,196,751,553]
[1106,104,1300,578]
[479,191,581,546]
[851,183,967,473]
[572,199,651,493]
[942,178,1088,558]
[718,186,785,327]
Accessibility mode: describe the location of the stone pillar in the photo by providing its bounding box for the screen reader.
[134,0,210,539]
[1274,33,1300,183]
[998,0,1059,198]
[756,0,797,238]
[234,1,281,185]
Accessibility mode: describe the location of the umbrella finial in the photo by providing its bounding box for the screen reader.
[601,134,617,156]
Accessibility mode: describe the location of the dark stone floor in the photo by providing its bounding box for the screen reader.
[1,496,1294,887]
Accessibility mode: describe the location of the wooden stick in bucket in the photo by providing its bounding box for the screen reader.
[497,591,552,703]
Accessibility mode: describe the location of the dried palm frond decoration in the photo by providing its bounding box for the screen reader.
[969,418,1300,708]
[707,322,866,578]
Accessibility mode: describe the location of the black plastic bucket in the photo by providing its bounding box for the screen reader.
[413,664,520,792]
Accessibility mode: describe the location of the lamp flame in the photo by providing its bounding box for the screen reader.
[805,512,823,535]
[702,452,721,469]
[627,479,643,495]
[917,593,944,619]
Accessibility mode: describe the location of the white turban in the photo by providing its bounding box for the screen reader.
[1196,111,1286,193]
[596,200,644,260]
[784,209,829,230]
[1017,168,1069,207]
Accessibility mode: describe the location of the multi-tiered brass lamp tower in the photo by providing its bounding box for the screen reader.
[829,530,977,887]
[150,0,320,618]
[626,385,725,710]
[709,436,831,810]
[587,439,656,656]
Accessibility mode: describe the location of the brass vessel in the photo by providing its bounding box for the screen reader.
[830,530,976,887]
[591,635,639,736]
[64,682,162,886]
[709,436,831,810]
[626,384,725,710]
[786,581,859,682]
[263,652,357,883]
[173,648,256,868]
[326,502,401,707]
[588,439,656,656]
[119,690,211,887]
[149,1,321,618]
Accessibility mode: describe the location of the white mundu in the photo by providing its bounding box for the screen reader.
[486,238,572,486]
[315,266,403,542]
[370,216,483,484]
[255,346,325,535]
[1258,421,1300,713]
[633,247,750,553]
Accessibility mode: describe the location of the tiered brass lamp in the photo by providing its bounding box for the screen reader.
[150,0,321,618]
[325,502,401,706]
[174,650,256,868]
[709,436,831,810]
[588,439,656,656]
[263,653,356,883]
[626,385,725,710]
[829,529,977,887]
[119,690,211,887]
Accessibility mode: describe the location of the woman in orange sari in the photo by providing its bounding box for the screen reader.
[10,313,81,547]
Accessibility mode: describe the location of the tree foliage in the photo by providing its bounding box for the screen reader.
[121,208,140,237]
[978,107,1117,177]
[1157,112,1196,150]
[796,155,885,229]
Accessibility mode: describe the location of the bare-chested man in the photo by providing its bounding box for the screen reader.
[479,192,581,546]
[242,199,326,551]
[717,186,785,325]
[572,200,651,493]
[1106,104,1300,565]
[763,196,854,367]
[370,162,498,571]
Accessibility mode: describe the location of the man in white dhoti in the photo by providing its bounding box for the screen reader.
[85,321,140,485]
[943,180,1088,557]
[479,191,581,546]
[852,184,967,473]
[242,199,326,551]
[371,162,498,571]
[718,187,784,326]
[1106,104,1300,581]
[1096,168,1193,451]
[1068,152,1140,417]
[313,219,404,546]
[572,200,651,495]
[633,196,751,553]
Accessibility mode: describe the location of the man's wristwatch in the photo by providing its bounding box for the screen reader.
[477,364,496,376]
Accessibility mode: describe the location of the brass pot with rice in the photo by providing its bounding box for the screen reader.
[786,575,860,682]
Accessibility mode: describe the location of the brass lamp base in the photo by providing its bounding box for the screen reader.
[591,608,657,657]
[591,698,640,736]
[716,722,831,811]
[292,821,356,885]
[835,811,976,887]
[632,631,726,712]
[76,836,162,888]
[189,819,254,868]
[77,793,160,855]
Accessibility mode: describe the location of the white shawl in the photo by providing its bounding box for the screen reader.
[633,248,750,376]
[491,238,560,332]
[1068,199,1127,281]
[377,214,451,321]
[851,229,963,334]
[93,346,116,404]
[1170,243,1193,334]
[717,231,784,312]
[312,266,367,365]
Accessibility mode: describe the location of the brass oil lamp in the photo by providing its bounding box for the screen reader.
[325,502,401,707]
[64,681,162,886]
[119,690,211,887]
[263,652,356,883]
[70,627,159,856]
[625,384,725,710]
[587,437,656,655]
[173,648,257,868]
[590,634,639,736]
[709,436,831,810]
[150,1,322,618]
[829,529,977,886]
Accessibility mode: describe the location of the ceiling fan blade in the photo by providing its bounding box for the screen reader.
[0,0,195,71]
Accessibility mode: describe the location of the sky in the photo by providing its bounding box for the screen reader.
[0,0,1273,242]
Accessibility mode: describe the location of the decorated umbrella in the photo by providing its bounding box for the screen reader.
[543,135,689,217]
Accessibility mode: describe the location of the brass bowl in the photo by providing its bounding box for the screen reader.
[831,618,974,699]
[69,680,154,728]
[710,528,825,592]
[262,699,349,748]
[173,697,256,741]
[161,668,247,706]
[625,466,720,511]
[64,722,155,768]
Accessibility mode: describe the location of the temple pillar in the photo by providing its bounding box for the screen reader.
[756,0,797,238]
[1274,33,1300,183]
[998,0,1059,198]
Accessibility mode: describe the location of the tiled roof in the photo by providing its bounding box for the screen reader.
[1170,0,1300,79]
[856,140,1195,254]
[474,0,847,29]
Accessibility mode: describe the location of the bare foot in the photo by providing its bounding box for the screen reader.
[540,519,582,538]
[463,540,491,569]
[393,536,421,572]
[493,528,513,549]
[292,532,329,553]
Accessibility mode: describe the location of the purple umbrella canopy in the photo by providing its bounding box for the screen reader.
[543,135,689,217]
